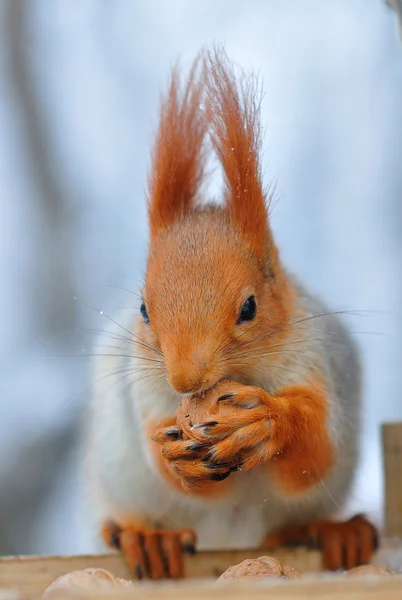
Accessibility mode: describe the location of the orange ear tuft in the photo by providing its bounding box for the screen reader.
[204,47,277,268]
[147,55,207,239]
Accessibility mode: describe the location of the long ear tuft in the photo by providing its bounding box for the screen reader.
[147,55,207,239]
[204,47,278,269]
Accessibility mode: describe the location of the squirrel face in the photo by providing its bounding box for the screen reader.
[141,209,267,394]
[139,208,293,395]
[136,49,295,395]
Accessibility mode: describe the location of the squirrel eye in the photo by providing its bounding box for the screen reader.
[140,301,150,324]
[237,295,257,324]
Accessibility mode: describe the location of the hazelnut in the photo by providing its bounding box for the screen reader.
[218,556,301,581]
[42,568,133,599]
[346,564,397,577]
[176,380,243,442]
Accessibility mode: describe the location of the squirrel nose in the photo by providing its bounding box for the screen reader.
[168,365,206,394]
[165,344,212,394]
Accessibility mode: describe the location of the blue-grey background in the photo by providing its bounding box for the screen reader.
[1,0,401,555]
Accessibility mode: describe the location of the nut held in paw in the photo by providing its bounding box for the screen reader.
[42,568,133,599]
[176,380,242,442]
[217,556,301,581]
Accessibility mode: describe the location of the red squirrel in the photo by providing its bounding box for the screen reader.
[85,48,377,579]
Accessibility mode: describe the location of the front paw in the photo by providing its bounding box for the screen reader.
[191,380,278,471]
[152,425,239,492]
[102,520,196,579]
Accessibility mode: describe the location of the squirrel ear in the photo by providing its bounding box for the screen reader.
[204,48,278,269]
[147,55,207,240]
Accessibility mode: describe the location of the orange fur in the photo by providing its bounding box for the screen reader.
[147,56,207,240]
[153,379,334,496]
[204,48,279,269]
[194,380,335,494]
[142,49,332,498]
[144,49,296,401]
[144,208,295,397]
[267,382,335,493]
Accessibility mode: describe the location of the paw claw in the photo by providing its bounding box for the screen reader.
[186,441,208,452]
[195,420,218,429]
[135,564,143,580]
[201,450,213,462]
[210,470,231,482]
[217,393,236,402]
[152,426,183,444]
[182,542,196,555]
[165,428,182,439]
[206,461,233,470]
[110,531,121,549]
[101,521,122,549]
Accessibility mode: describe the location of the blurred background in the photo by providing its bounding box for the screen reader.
[1,0,401,556]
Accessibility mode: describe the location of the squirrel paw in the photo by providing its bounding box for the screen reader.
[191,380,275,471]
[263,514,379,571]
[101,521,196,580]
[152,426,238,491]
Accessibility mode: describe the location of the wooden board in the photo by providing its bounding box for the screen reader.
[382,422,402,536]
[7,573,402,600]
[1,543,401,600]
[0,548,322,599]
[68,575,402,600]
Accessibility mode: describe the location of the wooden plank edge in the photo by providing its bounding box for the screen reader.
[1,539,400,598]
[11,574,402,600]
[0,546,322,580]
[0,547,321,598]
[382,422,402,537]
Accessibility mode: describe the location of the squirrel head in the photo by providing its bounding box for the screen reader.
[138,48,296,395]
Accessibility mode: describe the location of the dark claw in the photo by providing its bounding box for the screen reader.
[217,393,235,402]
[164,428,182,440]
[230,462,244,472]
[183,542,196,556]
[201,450,214,462]
[194,420,218,429]
[135,564,143,580]
[286,539,305,549]
[186,442,208,452]
[110,531,121,549]
[306,536,319,549]
[210,470,231,482]
[206,461,233,470]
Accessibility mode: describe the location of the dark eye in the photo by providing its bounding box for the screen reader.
[237,295,256,324]
[140,301,150,324]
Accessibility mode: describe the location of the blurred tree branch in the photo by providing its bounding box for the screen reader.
[5,0,77,336]
[1,0,82,554]
[386,0,402,41]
